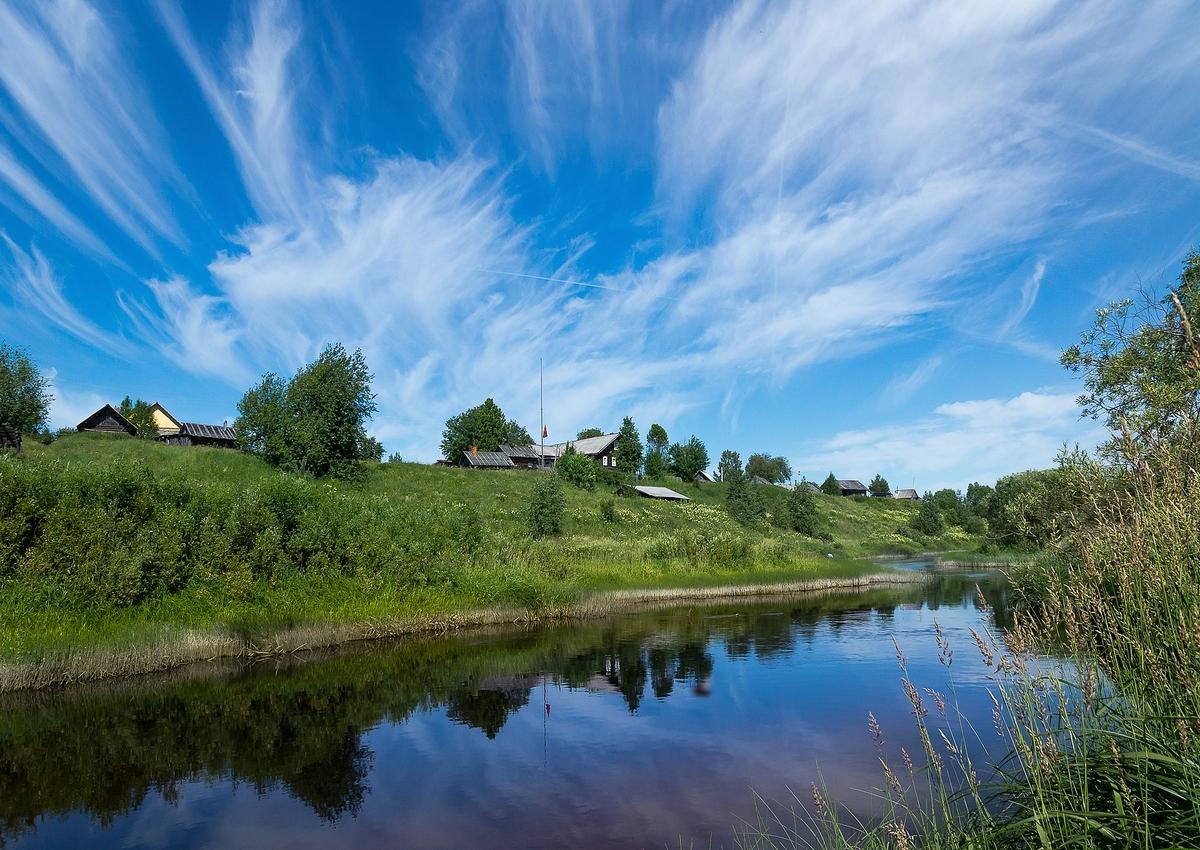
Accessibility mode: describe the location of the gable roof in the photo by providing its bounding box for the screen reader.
[542,432,619,458]
[150,403,182,432]
[750,475,775,486]
[695,470,715,482]
[77,404,137,435]
[178,422,237,442]
[838,479,867,491]
[797,481,821,493]
[894,488,919,499]
[462,450,516,468]
[499,444,541,459]
[630,485,690,501]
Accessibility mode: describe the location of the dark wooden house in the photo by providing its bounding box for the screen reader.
[159,422,237,449]
[542,432,620,468]
[499,444,542,469]
[837,479,868,497]
[893,488,920,501]
[77,404,137,436]
[0,423,20,452]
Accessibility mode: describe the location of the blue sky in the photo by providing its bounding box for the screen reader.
[1,0,1199,489]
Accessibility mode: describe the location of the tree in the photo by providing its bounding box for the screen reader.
[527,476,566,538]
[118,396,159,440]
[643,448,667,479]
[717,450,743,482]
[964,482,993,515]
[726,474,766,525]
[820,473,840,495]
[576,427,604,439]
[745,453,792,483]
[556,444,597,490]
[909,499,945,536]
[868,474,891,497]
[441,398,529,463]
[787,484,819,536]
[1061,249,1200,462]
[0,343,52,433]
[235,344,379,478]
[668,436,709,483]
[646,423,668,453]
[614,416,643,474]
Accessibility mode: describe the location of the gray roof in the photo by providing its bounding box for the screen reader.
[838,479,867,491]
[462,450,516,468]
[542,432,619,458]
[750,475,774,486]
[797,481,821,493]
[893,488,919,499]
[631,485,690,501]
[499,444,540,459]
[178,422,237,442]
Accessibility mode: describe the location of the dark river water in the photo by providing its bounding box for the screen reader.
[1,562,1013,849]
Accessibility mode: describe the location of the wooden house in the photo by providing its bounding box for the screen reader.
[159,422,236,449]
[540,433,620,468]
[695,470,716,483]
[837,479,868,497]
[77,404,137,436]
[893,488,920,501]
[0,423,20,452]
[459,447,516,469]
[150,403,182,436]
[499,444,543,469]
[796,481,821,494]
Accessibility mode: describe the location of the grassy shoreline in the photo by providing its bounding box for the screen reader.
[0,570,926,692]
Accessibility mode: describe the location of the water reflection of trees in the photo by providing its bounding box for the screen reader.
[0,573,1009,840]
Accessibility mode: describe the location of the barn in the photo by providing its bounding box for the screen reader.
[159,422,237,449]
[837,479,868,497]
[77,405,138,436]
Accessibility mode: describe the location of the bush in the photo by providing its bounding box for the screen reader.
[726,475,766,526]
[786,486,819,536]
[527,476,565,538]
[555,446,597,490]
[598,498,617,523]
[908,499,944,535]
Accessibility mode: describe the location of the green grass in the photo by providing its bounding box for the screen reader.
[0,434,978,679]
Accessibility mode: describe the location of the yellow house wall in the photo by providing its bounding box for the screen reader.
[152,408,180,434]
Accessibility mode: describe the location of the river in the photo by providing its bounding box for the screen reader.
[1,561,1013,849]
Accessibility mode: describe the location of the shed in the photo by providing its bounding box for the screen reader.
[460,449,516,469]
[77,404,137,436]
[695,470,715,483]
[893,488,920,501]
[0,423,20,452]
[159,422,237,449]
[837,479,868,497]
[625,485,691,501]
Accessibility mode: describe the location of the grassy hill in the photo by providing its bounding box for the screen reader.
[0,434,982,683]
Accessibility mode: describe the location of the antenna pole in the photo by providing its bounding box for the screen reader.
[540,357,545,470]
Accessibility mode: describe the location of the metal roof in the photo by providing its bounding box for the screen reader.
[178,422,237,441]
[631,485,690,501]
[542,432,619,458]
[463,450,516,468]
[750,475,775,485]
[499,444,541,459]
[893,489,920,499]
[797,481,821,493]
[837,479,867,491]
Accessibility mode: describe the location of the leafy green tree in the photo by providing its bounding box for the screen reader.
[909,499,945,536]
[441,398,529,463]
[984,467,1076,547]
[235,344,379,478]
[868,474,891,497]
[646,423,668,453]
[717,450,743,482]
[118,396,159,440]
[787,484,819,535]
[555,445,597,490]
[643,448,667,479]
[576,427,604,439]
[0,343,52,433]
[746,453,791,483]
[527,476,566,537]
[964,482,994,516]
[1062,249,1200,461]
[820,473,840,495]
[614,416,643,474]
[726,474,766,525]
[668,436,709,483]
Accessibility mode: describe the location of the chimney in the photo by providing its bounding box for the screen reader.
[470,445,478,456]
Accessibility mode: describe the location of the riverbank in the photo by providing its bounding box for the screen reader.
[0,570,928,691]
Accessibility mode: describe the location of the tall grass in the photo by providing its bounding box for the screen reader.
[737,433,1200,849]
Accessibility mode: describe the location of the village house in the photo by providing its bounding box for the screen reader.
[837,479,868,497]
[459,447,516,469]
[159,422,237,449]
[796,481,822,494]
[893,488,920,501]
[539,432,620,468]
[77,404,138,436]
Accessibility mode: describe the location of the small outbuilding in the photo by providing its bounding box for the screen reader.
[893,488,920,501]
[837,479,868,497]
[695,470,716,483]
[159,422,237,449]
[460,448,516,469]
[796,481,821,494]
[499,444,543,469]
[77,404,137,436]
[0,423,20,452]
[624,484,691,502]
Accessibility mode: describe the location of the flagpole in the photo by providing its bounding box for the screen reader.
[540,357,545,470]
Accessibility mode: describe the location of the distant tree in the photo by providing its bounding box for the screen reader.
[386,451,404,464]
[614,416,643,474]
[235,344,379,478]
[726,474,766,525]
[909,499,945,536]
[118,396,159,440]
[556,444,597,490]
[787,484,819,536]
[441,398,528,463]
[820,473,841,495]
[643,448,667,479]
[576,427,604,440]
[964,482,994,516]
[527,476,566,538]
[0,343,52,433]
[868,474,891,497]
[746,453,791,483]
[646,423,668,453]
[669,436,709,483]
[717,450,743,482]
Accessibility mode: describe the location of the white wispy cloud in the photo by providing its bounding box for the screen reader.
[796,389,1104,491]
[881,355,944,405]
[0,0,183,252]
[0,143,109,258]
[43,366,108,430]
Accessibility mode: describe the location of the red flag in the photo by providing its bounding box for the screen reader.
[542,425,548,438]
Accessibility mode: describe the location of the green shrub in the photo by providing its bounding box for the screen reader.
[598,498,617,523]
[726,475,766,526]
[786,486,819,536]
[555,446,597,490]
[908,499,944,535]
[527,476,565,538]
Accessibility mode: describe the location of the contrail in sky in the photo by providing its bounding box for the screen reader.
[473,268,624,292]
